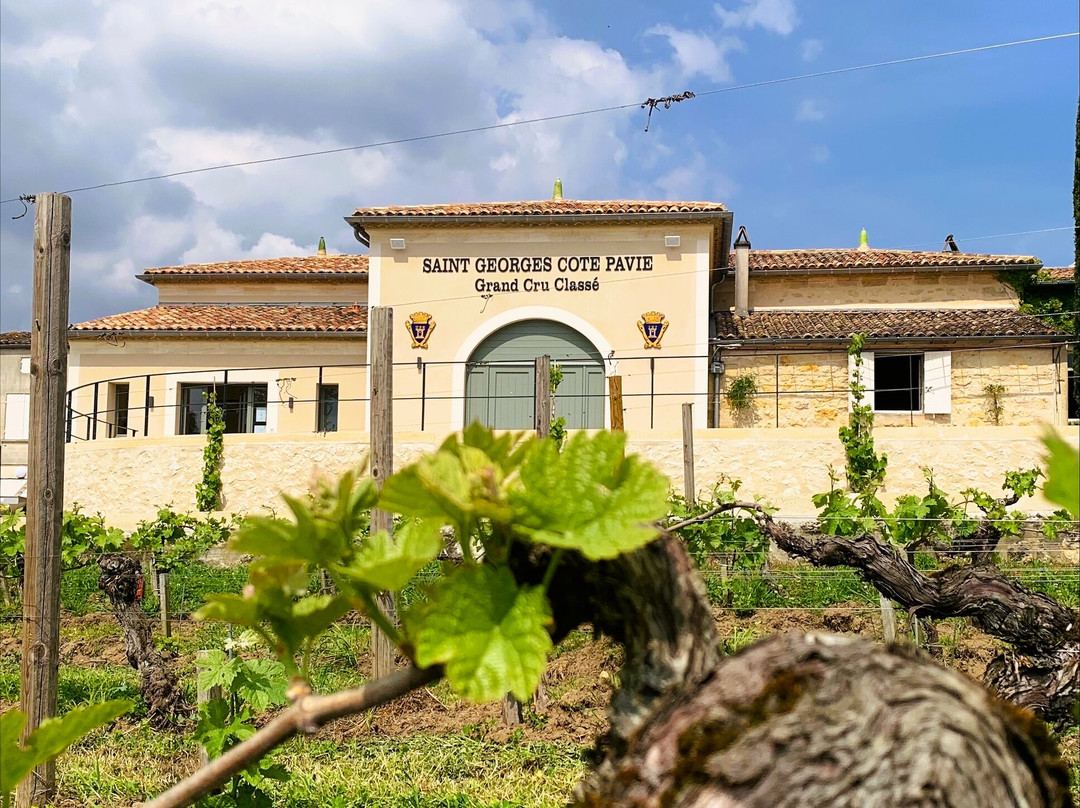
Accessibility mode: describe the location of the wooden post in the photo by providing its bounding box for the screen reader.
[369,307,397,680]
[535,355,551,438]
[196,650,223,767]
[502,355,553,726]
[158,570,171,639]
[681,403,695,504]
[879,594,897,644]
[18,193,71,808]
[608,375,624,432]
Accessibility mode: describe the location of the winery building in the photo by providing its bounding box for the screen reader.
[58,196,1074,522]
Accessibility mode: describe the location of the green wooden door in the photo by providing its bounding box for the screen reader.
[465,320,604,430]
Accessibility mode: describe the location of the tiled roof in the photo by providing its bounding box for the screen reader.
[140,255,369,278]
[70,305,368,335]
[713,309,1066,342]
[733,249,1040,271]
[0,331,30,346]
[1037,266,1075,283]
[350,199,728,217]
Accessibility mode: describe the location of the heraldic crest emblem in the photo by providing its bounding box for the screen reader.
[637,311,668,349]
[406,312,436,349]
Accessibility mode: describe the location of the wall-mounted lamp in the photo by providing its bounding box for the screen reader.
[389,238,407,250]
[664,235,681,248]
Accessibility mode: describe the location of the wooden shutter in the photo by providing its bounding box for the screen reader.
[923,351,952,414]
[4,394,30,440]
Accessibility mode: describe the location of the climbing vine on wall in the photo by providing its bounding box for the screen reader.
[195,394,225,512]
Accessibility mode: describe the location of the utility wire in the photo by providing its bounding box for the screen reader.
[1,32,1075,206]
[901,226,1078,251]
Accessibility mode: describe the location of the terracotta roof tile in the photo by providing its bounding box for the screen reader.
[141,255,368,278]
[350,199,728,217]
[713,309,1065,342]
[732,249,1040,271]
[71,305,368,335]
[1037,266,1075,283]
[0,331,31,346]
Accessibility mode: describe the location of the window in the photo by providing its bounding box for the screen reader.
[3,394,30,440]
[317,384,339,432]
[179,383,268,435]
[109,383,130,438]
[849,351,951,414]
[874,354,922,412]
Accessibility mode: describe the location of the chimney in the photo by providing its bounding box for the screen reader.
[317,236,327,256]
[733,225,750,317]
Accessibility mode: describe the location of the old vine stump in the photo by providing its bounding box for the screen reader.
[98,554,188,727]
[577,632,1073,808]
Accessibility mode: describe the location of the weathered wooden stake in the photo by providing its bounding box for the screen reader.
[369,307,398,680]
[502,355,554,726]
[879,594,898,644]
[158,570,172,639]
[18,193,71,808]
[608,375,624,431]
[534,354,552,438]
[196,650,223,767]
[681,403,695,504]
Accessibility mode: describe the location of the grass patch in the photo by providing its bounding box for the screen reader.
[56,729,587,808]
[0,661,142,715]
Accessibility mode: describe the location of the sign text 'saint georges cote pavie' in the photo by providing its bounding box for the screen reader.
[422,255,655,273]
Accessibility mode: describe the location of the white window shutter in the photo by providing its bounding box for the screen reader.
[848,351,874,410]
[923,351,952,414]
[4,394,30,440]
[19,357,30,374]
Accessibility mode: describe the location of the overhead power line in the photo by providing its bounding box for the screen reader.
[1,32,1075,206]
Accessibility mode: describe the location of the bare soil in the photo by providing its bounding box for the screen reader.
[0,606,1013,747]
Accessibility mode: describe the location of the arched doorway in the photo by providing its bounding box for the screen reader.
[465,320,604,430]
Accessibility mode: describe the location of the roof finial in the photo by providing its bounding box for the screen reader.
[552,178,563,200]
[857,228,869,251]
[317,236,327,256]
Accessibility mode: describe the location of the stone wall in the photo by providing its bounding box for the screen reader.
[64,426,1075,529]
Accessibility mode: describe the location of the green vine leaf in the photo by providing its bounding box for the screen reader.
[509,431,669,559]
[1,701,132,799]
[408,565,552,701]
[339,519,443,593]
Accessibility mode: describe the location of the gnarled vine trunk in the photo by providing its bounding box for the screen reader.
[756,518,1080,726]
[522,535,1074,808]
[98,554,188,727]
[577,632,1073,808]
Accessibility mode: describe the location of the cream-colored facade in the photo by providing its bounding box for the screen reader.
[60,198,1075,522]
[364,220,720,432]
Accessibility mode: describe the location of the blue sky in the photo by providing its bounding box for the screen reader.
[0,0,1076,330]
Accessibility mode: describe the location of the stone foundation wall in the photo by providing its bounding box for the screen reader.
[64,426,1075,529]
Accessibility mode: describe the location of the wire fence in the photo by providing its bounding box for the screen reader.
[60,340,1078,441]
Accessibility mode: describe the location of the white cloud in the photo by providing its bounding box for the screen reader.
[800,38,823,61]
[645,25,743,83]
[0,0,749,328]
[810,145,830,163]
[796,99,824,122]
[715,0,799,35]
